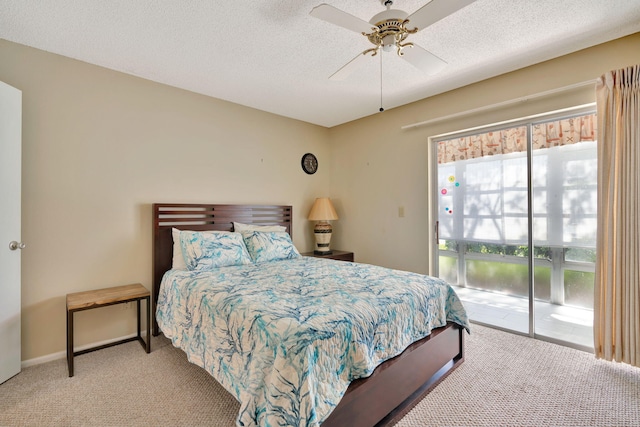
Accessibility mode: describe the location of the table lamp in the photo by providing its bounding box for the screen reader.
[308,197,339,255]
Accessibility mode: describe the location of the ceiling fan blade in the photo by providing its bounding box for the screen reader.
[310,4,373,34]
[401,44,447,75]
[406,0,476,31]
[329,51,374,81]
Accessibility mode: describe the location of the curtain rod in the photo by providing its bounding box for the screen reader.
[401,79,598,131]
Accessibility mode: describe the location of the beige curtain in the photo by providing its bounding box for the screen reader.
[594,64,640,367]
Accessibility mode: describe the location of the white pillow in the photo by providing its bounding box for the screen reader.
[233,222,286,232]
[172,228,187,270]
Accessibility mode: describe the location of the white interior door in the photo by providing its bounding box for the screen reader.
[0,81,22,384]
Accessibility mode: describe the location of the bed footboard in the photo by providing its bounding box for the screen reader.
[322,322,464,427]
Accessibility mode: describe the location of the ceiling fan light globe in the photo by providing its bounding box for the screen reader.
[382,35,396,52]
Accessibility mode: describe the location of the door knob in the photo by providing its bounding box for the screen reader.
[9,241,25,251]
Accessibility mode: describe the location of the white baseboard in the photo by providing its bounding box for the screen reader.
[21,333,140,368]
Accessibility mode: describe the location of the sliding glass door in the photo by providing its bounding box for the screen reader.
[436,126,531,335]
[434,110,597,349]
[530,115,597,348]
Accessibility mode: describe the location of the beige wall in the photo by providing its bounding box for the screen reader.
[1,32,639,362]
[0,40,330,361]
[328,33,640,273]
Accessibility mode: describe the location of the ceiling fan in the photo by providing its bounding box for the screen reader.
[310,0,476,81]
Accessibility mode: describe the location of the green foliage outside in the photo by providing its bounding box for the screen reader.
[441,240,551,259]
[466,260,551,300]
[565,270,595,309]
[440,239,595,309]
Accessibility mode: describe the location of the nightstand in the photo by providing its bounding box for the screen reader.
[302,250,354,262]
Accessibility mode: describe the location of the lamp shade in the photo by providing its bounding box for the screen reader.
[308,198,338,221]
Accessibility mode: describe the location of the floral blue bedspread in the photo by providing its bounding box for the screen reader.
[156,257,469,427]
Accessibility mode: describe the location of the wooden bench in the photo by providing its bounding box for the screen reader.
[66,283,151,377]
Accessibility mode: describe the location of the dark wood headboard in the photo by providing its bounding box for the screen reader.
[152,203,293,335]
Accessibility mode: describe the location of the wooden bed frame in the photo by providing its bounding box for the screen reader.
[152,203,464,427]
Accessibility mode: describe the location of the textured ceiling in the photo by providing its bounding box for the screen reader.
[1,0,640,128]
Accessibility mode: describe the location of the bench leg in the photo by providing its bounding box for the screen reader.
[136,299,141,340]
[67,310,74,377]
[145,297,151,353]
[135,297,151,354]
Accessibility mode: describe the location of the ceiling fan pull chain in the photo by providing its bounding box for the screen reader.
[379,52,384,112]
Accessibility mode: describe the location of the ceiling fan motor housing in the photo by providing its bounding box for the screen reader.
[369,8,409,26]
[367,9,416,53]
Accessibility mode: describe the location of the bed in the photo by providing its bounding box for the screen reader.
[152,203,469,427]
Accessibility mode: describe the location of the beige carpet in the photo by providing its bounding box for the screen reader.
[1,325,638,427]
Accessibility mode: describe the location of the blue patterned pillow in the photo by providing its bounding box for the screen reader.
[241,231,301,263]
[180,230,253,270]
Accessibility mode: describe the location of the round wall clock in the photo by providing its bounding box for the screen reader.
[301,153,318,175]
